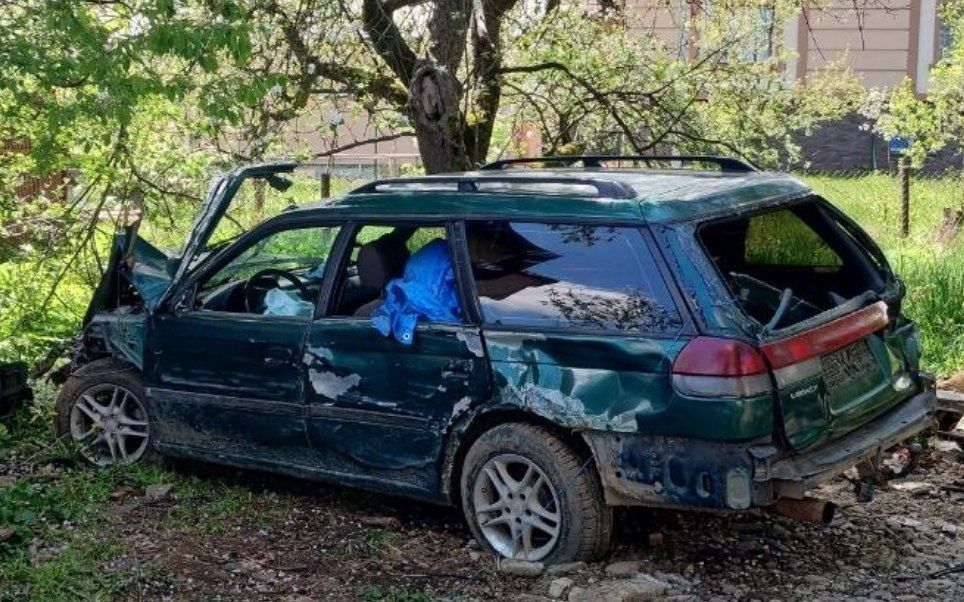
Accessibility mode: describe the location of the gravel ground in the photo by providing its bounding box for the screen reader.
[3,438,962,601]
[103,443,964,600]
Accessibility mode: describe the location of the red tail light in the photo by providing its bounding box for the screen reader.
[672,337,771,397]
[761,301,889,369]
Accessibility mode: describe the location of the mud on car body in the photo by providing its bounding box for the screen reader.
[58,156,936,563]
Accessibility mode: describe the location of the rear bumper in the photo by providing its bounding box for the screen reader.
[584,386,936,510]
[766,387,936,498]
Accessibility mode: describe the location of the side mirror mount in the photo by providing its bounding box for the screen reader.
[172,284,197,317]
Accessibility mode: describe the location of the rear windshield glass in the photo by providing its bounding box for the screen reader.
[698,200,884,330]
[466,222,682,332]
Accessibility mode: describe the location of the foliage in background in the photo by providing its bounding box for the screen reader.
[806,173,964,376]
[873,1,964,166]
[500,3,863,167]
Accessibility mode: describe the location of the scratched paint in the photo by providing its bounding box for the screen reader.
[308,370,361,398]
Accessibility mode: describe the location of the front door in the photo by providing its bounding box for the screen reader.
[145,223,340,465]
[302,223,490,498]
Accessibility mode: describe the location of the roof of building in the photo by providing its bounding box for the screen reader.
[292,167,813,223]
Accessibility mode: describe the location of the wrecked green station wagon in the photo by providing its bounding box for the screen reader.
[56,156,936,563]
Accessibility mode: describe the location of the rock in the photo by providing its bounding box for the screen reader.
[358,516,402,531]
[939,522,957,538]
[889,481,934,493]
[568,587,586,601]
[547,561,587,576]
[0,527,15,542]
[571,575,670,601]
[549,577,574,599]
[466,538,480,549]
[900,518,925,530]
[468,550,481,562]
[144,483,173,501]
[498,559,544,577]
[605,560,646,578]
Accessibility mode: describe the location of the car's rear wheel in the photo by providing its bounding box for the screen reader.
[55,358,159,467]
[460,422,612,563]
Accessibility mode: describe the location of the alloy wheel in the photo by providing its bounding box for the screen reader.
[69,384,150,466]
[472,453,562,561]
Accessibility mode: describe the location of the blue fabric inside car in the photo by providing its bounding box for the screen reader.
[371,239,461,344]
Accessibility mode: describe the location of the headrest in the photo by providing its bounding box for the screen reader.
[357,233,409,290]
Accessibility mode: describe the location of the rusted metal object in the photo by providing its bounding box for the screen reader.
[766,497,837,524]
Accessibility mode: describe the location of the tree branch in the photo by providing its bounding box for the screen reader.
[311,131,415,158]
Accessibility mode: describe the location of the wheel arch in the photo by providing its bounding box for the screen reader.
[439,407,598,507]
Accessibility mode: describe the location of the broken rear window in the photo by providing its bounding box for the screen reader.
[466,222,681,332]
[698,199,885,330]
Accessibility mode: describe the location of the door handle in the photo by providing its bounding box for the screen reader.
[442,360,473,381]
[263,347,293,366]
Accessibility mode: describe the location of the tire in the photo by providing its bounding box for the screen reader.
[460,422,612,563]
[55,358,161,467]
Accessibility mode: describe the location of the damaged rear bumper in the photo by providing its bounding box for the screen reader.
[767,387,936,498]
[584,387,937,511]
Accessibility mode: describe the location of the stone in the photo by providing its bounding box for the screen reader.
[498,559,544,577]
[358,516,402,531]
[549,577,574,599]
[547,561,587,576]
[605,560,646,578]
[144,483,173,501]
[939,522,957,538]
[570,575,670,601]
[567,587,586,602]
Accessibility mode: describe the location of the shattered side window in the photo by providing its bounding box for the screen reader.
[466,222,682,332]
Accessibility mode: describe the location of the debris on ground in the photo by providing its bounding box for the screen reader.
[2,441,962,599]
[498,558,544,577]
[144,483,173,502]
[357,515,403,531]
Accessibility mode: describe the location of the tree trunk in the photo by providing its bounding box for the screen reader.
[407,63,473,174]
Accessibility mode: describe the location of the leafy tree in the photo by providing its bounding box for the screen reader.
[0,0,866,364]
[874,1,963,167]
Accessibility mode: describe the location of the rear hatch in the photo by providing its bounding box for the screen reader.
[698,197,921,450]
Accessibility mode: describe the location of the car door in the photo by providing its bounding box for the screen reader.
[144,221,341,466]
[302,222,490,498]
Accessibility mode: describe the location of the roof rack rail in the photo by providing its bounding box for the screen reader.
[481,154,757,173]
[349,175,637,199]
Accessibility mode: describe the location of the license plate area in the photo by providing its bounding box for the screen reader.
[821,340,879,394]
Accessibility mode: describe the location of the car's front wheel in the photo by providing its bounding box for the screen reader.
[460,422,612,563]
[55,358,159,466]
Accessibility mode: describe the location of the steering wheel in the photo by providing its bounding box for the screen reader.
[243,268,312,313]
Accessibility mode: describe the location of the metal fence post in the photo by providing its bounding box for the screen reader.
[899,158,910,238]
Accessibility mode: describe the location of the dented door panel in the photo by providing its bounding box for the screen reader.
[145,311,308,460]
[484,331,774,440]
[303,319,489,493]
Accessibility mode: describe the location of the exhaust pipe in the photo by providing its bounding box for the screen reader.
[766,497,837,524]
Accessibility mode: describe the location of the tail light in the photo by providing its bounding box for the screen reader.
[672,337,771,397]
[761,300,889,387]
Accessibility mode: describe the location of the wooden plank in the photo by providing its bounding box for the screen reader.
[937,389,964,414]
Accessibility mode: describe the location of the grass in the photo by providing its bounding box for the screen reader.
[801,172,964,376]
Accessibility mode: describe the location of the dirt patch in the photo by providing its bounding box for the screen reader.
[79,452,963,600]
[4,449,962,600]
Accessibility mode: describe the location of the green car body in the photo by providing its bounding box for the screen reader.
[69,158,935,524]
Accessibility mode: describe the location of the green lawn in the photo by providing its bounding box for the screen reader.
[802,172,964,376]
